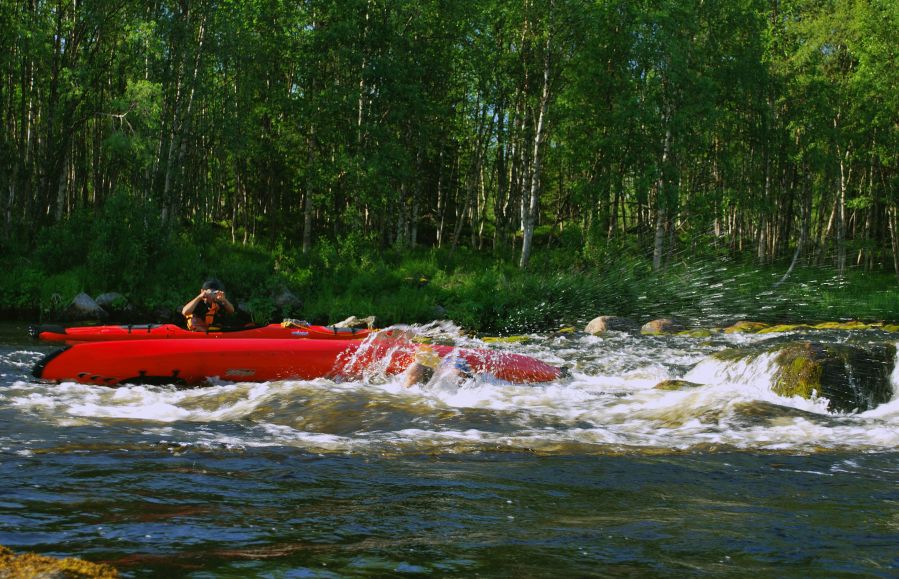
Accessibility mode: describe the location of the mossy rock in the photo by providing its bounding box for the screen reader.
[557,326,577,334]
[709,340,896,413]
[772,342,824,400]
[0,545,118,578]
[654,379,704,391]
[723,321,770,334]
[676,328,718,338]
[881,324,899,333]
[812,321,871,331]
[757,324,814,334]
[770,341,896,413]
[641,318,686,335]
[481,335,530,344]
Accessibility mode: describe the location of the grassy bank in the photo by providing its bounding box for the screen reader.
[2,214,897,332]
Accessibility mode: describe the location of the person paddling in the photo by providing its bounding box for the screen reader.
[182,278,235,331]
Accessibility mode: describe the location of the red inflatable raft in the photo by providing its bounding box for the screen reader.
[29,323,374,343]
[32,338,563,386]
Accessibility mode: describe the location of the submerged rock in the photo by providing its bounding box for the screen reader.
[0,545,118,578]
[482,335,531,344]
[584,316,640,335]
[723,321,770,334]
[654,379,703,391]
[723,320,891,335]
[812,321,871,331]
[676,328,719,338]
[757,323,815,334]
[731,401,826,424]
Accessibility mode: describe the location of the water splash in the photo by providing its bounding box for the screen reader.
[6,329,899,454]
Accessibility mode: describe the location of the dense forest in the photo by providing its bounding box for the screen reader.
[1,0,897,329]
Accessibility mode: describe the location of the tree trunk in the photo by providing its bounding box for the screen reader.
[161,6,207,226]
[835,116,850,277]
[889,206,899,283]
[774,174,810,288]
[519,33,552,269]
[652,120,672,272]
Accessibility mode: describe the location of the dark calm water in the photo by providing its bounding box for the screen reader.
[1,321,897,577]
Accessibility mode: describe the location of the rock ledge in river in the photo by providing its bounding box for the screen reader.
[0,545,118,578]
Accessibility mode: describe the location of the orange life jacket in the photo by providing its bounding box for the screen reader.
[186,300,220,331]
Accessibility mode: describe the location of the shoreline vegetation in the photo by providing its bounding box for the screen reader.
[3,233,898,334]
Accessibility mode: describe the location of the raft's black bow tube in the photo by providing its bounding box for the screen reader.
[31,346,71,380]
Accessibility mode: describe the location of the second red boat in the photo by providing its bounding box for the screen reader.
[29,322,374,343]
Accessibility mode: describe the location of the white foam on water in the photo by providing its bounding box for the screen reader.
[7,331,899,454]
[890,342,899,400]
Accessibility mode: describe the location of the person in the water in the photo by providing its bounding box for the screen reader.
[403,343,473,388]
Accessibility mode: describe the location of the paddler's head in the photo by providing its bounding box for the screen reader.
[201,278,225,302]
[414,344,440,369]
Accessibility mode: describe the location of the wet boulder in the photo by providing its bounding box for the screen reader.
[771,342,895,413]
[711,341,896,413]
[63,292,108,322]
[584,316,640,335]
[641,318,686,335]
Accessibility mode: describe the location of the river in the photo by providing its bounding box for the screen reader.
[1,321,897,577]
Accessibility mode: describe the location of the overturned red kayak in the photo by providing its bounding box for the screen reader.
[29,323,374,343]
[32,338,563,386]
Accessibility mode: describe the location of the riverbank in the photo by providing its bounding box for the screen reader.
[3,239,898,333]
